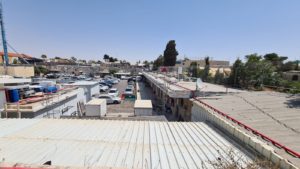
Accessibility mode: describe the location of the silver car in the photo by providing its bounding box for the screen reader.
[98,94,121,104]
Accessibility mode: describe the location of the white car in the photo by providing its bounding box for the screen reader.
[121,76,129,80]
[124,87,134,95]
[108,88,119,97]
[98,94,121,104]
[127,85,134,89]
[99,84,109,92]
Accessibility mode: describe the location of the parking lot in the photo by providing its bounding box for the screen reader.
[105,80,135,116]
[102,79,177,121]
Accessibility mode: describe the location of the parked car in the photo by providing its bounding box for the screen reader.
[121,76,130,80]
[108,88,119,97]
[127,84,134,89]
[98,94,121,104]
[104,80,114,85]
[110,79,119,84]
[128,80,134,85]
[99,84,109,92]
[99,82,112,88]
[136,76,142,81]
[124,87,134,95]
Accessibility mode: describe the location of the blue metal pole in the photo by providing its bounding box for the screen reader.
[0,2,9,67]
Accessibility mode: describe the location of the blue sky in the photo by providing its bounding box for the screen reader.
[2,0,300,63]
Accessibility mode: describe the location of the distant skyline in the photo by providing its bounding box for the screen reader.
[2,0,300,64]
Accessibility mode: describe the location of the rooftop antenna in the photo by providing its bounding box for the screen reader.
[0,1,9,74]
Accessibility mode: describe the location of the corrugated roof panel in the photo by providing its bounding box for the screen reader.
[0,119,254,168]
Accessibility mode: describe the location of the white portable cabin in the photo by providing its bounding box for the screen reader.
[85,99,107,117]
[134,100,152,116]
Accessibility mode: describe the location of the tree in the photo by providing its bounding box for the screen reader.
[214,68,224,84]
[109,57,115,62]
[183,57,190,61]
[202,57,210,82]
[263,53,287,71]
[228,58,245,87]
[153,55,164,70]
[41,54,47,59]
[109,69,117,74]
[282,61,297,71]
[70,56,77,62]
[244,54,276,88]
[163,40,178,66]
[79,59,87,64]
[34,66,48,76]
[143,60,150,68]
[103,54,110,62]
[12,59,18,64]
[190,62,198,77]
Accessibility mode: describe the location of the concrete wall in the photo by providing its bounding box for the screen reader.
[34,88,85,118]
[0,66,34,77]
[283,71,300,82]
[90,84,100,100]
[135,108,152,116]
[0,89,6,111]
[191,100,299,169]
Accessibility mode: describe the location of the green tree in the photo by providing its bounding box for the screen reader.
[34,66,48,76]
[263,53,287,71]
[214,68,224,84]
[143,60,150,68]
[70,56,77,62]
[103,54,110,62]
[153,55,164,70]
[41,54,47,59]
[282,61,297,71]
[12,59,18,64]
[202,57,210,82]
[109,69,117,74]
[163,40,178,66]
[190,62,198,77]
[244,54,276,88]
[109,57,115,62]
[228,58,245,87]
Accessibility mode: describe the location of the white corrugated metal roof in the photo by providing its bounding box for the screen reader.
[0,119,253,168]
[134,100,152,109]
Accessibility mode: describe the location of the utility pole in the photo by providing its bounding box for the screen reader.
[0,2,9,75]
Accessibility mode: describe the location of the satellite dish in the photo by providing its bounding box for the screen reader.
[196,78,203,91]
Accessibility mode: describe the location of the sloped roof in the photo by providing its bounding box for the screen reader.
[0,52,32,59]
[0,119,253,168]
